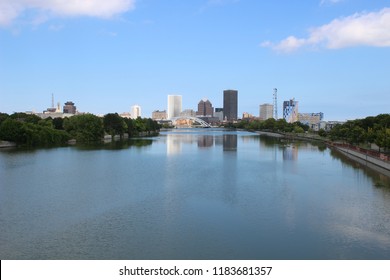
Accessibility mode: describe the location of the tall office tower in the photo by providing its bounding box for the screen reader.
[223,90,238,121]
[131,105,141,119]
[273,88,278,119]
[167,95,182,120]
[283,99,299,123]
[63,101,77,114]
[197,99,214,117]
[259,104,274,120]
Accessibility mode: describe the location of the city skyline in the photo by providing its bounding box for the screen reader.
[1,1,389,121]
[167,95,182,119]
[223,90,238,121]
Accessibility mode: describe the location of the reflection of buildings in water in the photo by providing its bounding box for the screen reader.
[166,132,238,154]
[166,134,182,155]
[223,134,237,151]
[166,133,199,155]
[198,135,214,148]
[215,135,223,146]
[283,145,298,161]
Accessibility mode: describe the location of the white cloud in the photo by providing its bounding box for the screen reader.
[262,7,390,53]
[0,0,136,26]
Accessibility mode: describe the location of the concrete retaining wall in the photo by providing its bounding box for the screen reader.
[333,146,390,172]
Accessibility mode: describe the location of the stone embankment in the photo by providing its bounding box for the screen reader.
[255,130,390,173]
[0,141,16,148]
[328,143,390,172]
[255,131,324,141]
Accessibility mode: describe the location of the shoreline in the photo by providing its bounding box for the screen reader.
[0,141,16,148]
[254,130,390,173]
[328,144,390,173]
[254,131,285,138]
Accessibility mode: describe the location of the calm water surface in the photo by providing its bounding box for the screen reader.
[1,129,390,259]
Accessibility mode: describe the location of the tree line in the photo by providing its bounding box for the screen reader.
[225,114,390,152]
[0,113,161,146]
[326,114,390,152]
[226,118,310,134]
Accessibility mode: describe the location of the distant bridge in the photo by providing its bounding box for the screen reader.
[171,116,211,128]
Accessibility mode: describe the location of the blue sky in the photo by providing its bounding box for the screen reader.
[0,0,389,121]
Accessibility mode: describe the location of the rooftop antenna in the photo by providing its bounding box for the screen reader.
[273,88,278,119]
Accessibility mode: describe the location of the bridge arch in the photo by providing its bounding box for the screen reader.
[171,116,211,128]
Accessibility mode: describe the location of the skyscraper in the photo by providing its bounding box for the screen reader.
[223,90,238,121]
[283,99,299,123]
[197,99,214,117]
[131,105,141,119]
[167,95,182,120]
[259,104,274,120]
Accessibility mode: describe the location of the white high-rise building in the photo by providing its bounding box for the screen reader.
[259,104,274,120]
[131,105,141,119]
[167,95,182,120]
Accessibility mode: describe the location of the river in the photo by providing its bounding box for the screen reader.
[1,129,390,259]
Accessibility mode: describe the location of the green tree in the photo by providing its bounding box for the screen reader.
[262,118,276,130]
[375,127,390,152]
[0,113,9,126]
[347,126,366,145]
[318,128,327,137]
[366,127,376,144]
[64,114,104,143]
[248,120,262,130]
[293,125,305,134]
[134,117,147,132]
[146,118,160,132]
[294,121,310,132]
[10,112,41,124]
[0,118,26,143]
[38,118,54,128]
[53,117,65,130]
[124,118,135,136]
[103,113,128,137]
[275,119,288,132]
[0,117,69,146]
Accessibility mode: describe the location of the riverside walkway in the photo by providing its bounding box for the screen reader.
[255,130,390,173]
[328,142,390,172]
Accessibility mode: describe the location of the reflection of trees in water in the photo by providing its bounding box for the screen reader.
[128,139,153,148]
[283,146,298,161]
[257,135,390,188]
[330,149,390,189]
[259,136,328,162]
[74,139,153,151]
